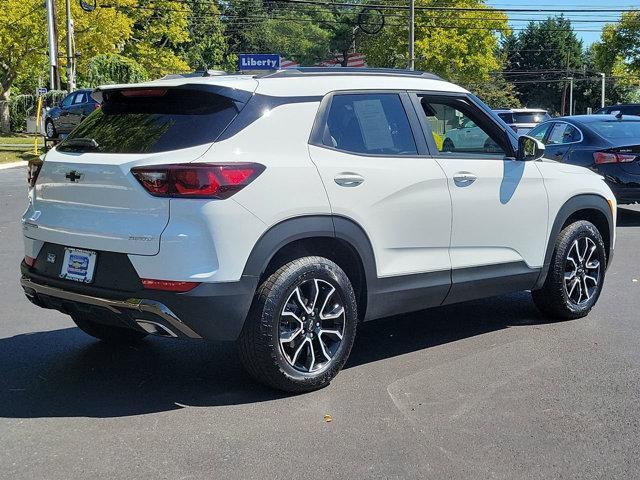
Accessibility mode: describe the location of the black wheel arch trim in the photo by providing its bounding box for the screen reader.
[534,193,614,290]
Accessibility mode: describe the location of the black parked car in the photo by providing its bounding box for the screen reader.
[529,115,640,204]
[45,89,99,139]
[595,104,640,116]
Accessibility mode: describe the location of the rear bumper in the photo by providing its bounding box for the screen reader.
[20,262,258,341]
[607,184,640,204]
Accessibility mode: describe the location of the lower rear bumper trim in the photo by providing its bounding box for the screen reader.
[20,277,202,338]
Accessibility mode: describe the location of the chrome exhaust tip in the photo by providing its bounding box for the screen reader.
[135,320,178,338]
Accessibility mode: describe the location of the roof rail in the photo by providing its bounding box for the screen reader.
[257,67,443,80]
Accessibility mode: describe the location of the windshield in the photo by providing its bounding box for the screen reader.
[513,112,550,124]
[59,86,245,154]
[590,120,640,141]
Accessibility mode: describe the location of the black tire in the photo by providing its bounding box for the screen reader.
[238,256,358,393]
[442,138,455,152]
[71,313,148,343]
[532,220,607,320]
[45,119,56,139]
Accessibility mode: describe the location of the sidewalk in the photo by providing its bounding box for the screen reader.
[0,161,27,170]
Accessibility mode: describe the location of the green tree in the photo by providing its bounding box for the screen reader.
[81,54,148,87]
[0,0,48,132]
[503,16,583,114]
[362,0,508,85]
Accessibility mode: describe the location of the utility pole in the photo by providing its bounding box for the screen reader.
[65,0,75,92]
[600,73,606,108]
[569,77,574,115]
[45,0,61,90]
[408,0,415,70]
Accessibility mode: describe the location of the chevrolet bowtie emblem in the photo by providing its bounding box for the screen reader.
[65,170,83,182]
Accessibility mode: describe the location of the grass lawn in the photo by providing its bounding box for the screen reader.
[0,150,39,164]
[0,134,44,146]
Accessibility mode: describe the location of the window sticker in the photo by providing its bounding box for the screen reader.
[352,99,394,151]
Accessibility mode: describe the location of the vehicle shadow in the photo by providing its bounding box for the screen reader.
[0,292,544,419]
[617,207,640,227]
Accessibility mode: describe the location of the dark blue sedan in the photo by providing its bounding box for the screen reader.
[528,115,640,204]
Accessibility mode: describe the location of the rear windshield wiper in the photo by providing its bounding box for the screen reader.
[58,137,100,151]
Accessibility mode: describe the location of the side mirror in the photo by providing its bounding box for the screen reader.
[516,135,545,161]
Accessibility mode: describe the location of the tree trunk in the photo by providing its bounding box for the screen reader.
[0,89,10,134]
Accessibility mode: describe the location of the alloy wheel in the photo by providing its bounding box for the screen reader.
[279,278,345,373]
[564,237,600,306]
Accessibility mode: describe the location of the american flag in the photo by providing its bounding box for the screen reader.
[280,53,367,69]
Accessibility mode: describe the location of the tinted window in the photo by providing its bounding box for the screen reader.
[60,94,74,107]
[529,122,551,141]
[323,93,417,155]
[513,112,551,124]
[497,112,514,123]
[547,123,580,145]
[59,87,242,154]
[418,98,506,157]
[590,120,640,140]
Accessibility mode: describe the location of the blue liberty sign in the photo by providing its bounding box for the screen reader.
[238,54,280,70]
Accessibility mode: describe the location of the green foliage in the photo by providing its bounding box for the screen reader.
[503,16,583,114]
[362,0,508,85]
[82,54,148,87]
[467,75,522,109]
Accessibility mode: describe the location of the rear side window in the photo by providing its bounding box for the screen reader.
[59,87,244,154]
[547,123,581,145]
[322,93,417,156]
[73,92,86,104]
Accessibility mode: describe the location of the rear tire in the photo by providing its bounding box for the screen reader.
[238,256,358,393]
[532,220,606,320]
[71,313,148,343]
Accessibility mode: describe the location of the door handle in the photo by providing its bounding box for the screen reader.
[453,172,477,187]
[334,173,364,187]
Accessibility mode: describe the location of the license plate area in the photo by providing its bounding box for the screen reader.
[59,247,97,283]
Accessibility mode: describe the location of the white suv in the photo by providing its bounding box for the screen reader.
[21,68,616,392]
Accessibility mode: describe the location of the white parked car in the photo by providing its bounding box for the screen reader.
[495,108,551,135]
[21,68,616,392]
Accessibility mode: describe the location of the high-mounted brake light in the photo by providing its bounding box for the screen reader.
[131,163,265,199]
[121,88,167,98]
[141,279,200,292]
[593,151,637,164]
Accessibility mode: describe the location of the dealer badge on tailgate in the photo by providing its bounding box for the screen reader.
[59,247,97,283]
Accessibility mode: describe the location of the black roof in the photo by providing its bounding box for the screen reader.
[257,67,443,80]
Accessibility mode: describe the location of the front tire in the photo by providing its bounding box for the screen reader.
[532,220,606,320]
[71,313,148,343]
[238,256,358,392]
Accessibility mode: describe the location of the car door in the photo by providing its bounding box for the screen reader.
[543,121,582,162]
[411,92,548,304]
[56,92,77,133]
[308,91,452,307]
[66,91,87,130]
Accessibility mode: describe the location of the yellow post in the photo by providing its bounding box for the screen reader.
[33,95,43,155]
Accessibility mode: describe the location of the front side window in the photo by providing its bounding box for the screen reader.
[60,94,75,107]
[322,93,417,156]
[529,122,552,142]
[418,97,507,157]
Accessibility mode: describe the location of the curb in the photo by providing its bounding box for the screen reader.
[0,161,27,170]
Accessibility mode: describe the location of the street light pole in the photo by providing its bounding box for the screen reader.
[569,77,574,115]
[65,0,75,92]
[45,0,60,90]
[408,0,414,70]
[600,73,606,108]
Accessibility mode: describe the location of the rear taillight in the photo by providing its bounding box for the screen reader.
[24,256,36,267]
[27,161,42,188]
[594,152,637,164]
[141,278,200,292]
[131,163,265,199]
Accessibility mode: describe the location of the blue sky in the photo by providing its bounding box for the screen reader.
[487,0,632,46]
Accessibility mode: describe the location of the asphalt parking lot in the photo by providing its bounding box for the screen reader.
[1,165,639,479]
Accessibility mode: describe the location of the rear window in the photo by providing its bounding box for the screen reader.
[590,120,640,140]
[59,87,244,154]
[497,112,514,123]
[322,93,417,156]
[513,112,550,124]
